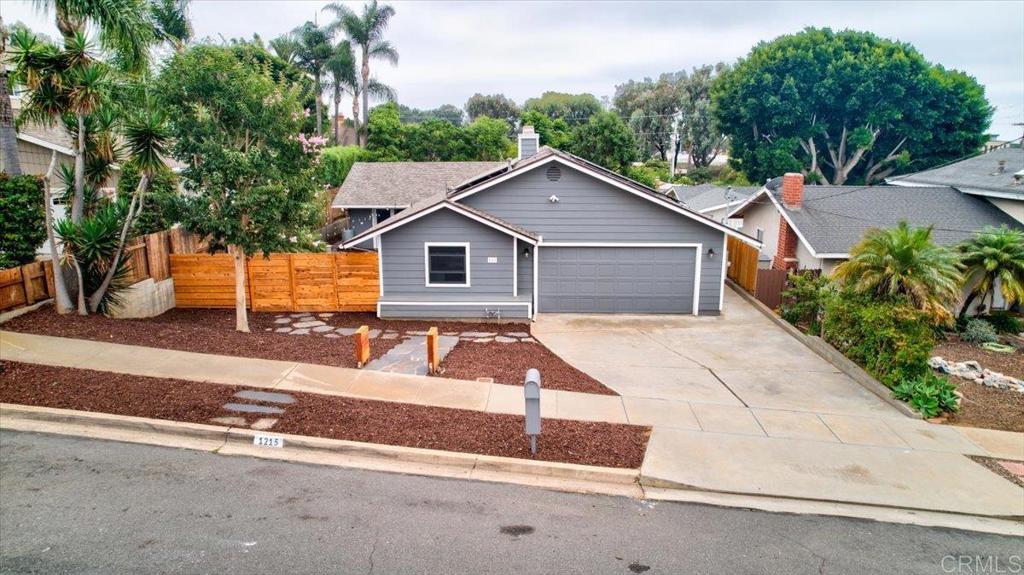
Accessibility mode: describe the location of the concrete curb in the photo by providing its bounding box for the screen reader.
[0,299,53,325]
[0,403,640,496]
[726,281,920,419]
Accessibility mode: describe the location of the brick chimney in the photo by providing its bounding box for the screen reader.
[772,217,799,271]
[518,125,539,159]
[781,172,804,209]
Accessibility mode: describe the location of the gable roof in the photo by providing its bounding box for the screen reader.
[888,146,1024,200]
[670,184,759,213]
[331,161,505,209]
[731,181,1021,258]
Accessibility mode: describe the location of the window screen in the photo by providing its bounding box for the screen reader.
[428,245,467,285]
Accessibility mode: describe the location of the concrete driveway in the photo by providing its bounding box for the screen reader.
[532,287,901,421]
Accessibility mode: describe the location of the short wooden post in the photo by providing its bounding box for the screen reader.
[426,327,440,375]
[20,264,34,306]
[354,325,370,368]
[43,260,55,298]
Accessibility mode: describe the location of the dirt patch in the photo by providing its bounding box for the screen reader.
[931,337,1024,433]
[968,456,1024,489]
[0,361,648,468]
[439,341,616,395]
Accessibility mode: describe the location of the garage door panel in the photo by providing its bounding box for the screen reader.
[539,247,695,314]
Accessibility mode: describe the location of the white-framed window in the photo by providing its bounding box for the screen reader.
[755,227,764,242]
[424,242,470,287]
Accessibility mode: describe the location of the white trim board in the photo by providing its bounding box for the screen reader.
[424,242,471,288]
[340,202,539,248]
[377,300,532,319]
[448,155,762,247]
[539,241,701,248]
[18,133,75,156]
[334,204,411,209]
[728,187,844,260]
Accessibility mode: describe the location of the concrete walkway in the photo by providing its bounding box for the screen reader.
[2,329,1022,519]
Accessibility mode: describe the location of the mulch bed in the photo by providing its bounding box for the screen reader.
[0,361,649,468]
[440,341,616,395]
[931,337,1024,433]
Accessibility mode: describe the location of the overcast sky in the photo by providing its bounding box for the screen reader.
[4,0,1023,139]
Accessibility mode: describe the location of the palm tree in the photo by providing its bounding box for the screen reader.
[324,41,395,146]
[958,225,1024,319]
[833,221,962,324]
[323,0,398,146]
[1,16,21,175]
[37,0,154,74]
[292,22,333,137]
[269,33,300,66]
[149,0,192,54]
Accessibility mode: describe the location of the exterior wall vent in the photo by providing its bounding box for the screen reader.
[546,165,562,182]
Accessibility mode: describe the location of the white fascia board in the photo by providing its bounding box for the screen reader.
[759,191,832,260]
[334,204,411,209]
[956,188,1024,201]
[340,202,538,249]
[539,241,701,248]
[449,155,763,248]
[725,187,769,219]
[18,133,74,156]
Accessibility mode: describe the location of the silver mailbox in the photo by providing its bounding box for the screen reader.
[524,368,541,455]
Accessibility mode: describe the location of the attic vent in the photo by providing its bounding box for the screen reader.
[546,165,562,182]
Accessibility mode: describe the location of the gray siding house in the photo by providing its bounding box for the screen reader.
[339,127,761,320]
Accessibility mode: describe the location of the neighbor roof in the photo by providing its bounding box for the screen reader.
[669,184,759,212]
[888,146,1024,199]
[734,181,1021,257]
[331,161,505,208]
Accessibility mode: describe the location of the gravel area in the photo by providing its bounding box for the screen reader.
[932,337,1024,433]
[440,341,616,395]
[0,361,649,468]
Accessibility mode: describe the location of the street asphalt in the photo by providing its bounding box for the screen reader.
[0,430,1020,574]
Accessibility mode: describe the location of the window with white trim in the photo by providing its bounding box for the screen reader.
[425,243,469,286]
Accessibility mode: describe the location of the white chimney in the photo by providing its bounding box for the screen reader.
[518,125,540,159]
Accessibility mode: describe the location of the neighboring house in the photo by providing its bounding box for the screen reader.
[888,146,1024,223]
[728,173,1023,310]
[667,184,758,227]
[338,127,761,320]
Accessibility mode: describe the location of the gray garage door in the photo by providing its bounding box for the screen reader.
[538,247,695,313]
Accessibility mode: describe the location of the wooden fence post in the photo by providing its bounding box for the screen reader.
[43,259,55,298]
[426,327,440,374]
[354,325,370,368]
[21,264,34,306]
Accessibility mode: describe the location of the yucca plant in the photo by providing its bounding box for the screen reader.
[833,221,963,325]
[958,225,1024,319]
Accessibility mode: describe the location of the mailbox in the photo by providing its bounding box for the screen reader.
[524,368,541,456]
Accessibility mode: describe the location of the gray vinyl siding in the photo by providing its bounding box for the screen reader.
[347,208,376,250]
[379,208,515,298]
[379,303,530,320]
[462,160,726,314]
[519,138,538,159]
[517,242,534,299]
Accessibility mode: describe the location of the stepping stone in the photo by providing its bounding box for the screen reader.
[459,337,476,341]
[505,332,529,338]
[274,318,292,324]
[293,320,326,328]
[234,390,295,404]
[335,327,357,336]
[368,329,381,338]
[494,336,517,343]
[405,330,429,336]
[223,403,284,415]
[474,337,493,343]
[209,416,247,426]
[324,333,340,338]
[289,328,310,335]
[443,332,458,336]
[318,313,335,318]
[381,333,399,339]
[289,313,307,318]
[264,328,272,332]
[250,418,279,431]
[462,331,496,338]
[275,327,292,333]
[312,325,334,333]
[522,337,536,343]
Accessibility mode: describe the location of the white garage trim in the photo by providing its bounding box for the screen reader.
[533,245,539,318]
[377,301,532,318]
[513,237,518,297]
[540,241,702,248]
[719,236,728,311]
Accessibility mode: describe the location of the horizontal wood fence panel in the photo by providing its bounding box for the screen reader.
[0,260,55,312]
[726,236,759,294]
[170,252,378,312]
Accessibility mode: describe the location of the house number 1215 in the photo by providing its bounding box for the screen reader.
[253,435,284,448]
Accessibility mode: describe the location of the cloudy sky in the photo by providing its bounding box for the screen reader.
[4,0,1023,139]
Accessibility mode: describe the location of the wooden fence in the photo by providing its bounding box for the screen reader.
[753,269,789,310]
[0,260,55,312]
[122,228,206,285]
[726,235,759,293]
[171,251,379,312]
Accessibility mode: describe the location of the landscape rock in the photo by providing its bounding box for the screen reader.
[930,356,1024,392]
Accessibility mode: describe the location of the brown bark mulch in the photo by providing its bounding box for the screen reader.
[440,341,616,395]
[0,361,649,468]
[931,338,1024,433]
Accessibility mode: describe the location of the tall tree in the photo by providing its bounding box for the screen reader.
[519,110,571,149]
[465,93,519,128]
[324,41,395,145]
[524,91,602,127]
[292,21,333,137]
[323,0,399,147]
[0,16,20,175]
[397,103,463,126]
[41,0,154,74]
[958,226,1024,319]
[569,111,637,173]
[268,32,299,65]
[713,28,992,185]
[677,64,729,169]
[149,0,192,54]
[613,74,680,160]
[157,45,322,332]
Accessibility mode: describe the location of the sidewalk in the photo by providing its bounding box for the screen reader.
[2,330,1022,520]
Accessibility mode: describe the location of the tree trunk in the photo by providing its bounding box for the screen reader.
[88,174,146,312]
[232,245,249,332]
[360,53,370,146]
[314,72,322,137]
[333,87,341,145]
[959,290,980,320]
[70,255,87,315]
[71,113,86,223]
[42,152,73,313]
[0,32,21,176]
[351,90,360,147]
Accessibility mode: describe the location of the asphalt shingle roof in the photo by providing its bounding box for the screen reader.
[754,182,1022,255]
[670,184,759,212]
[888,146,1024,197]
[331,161,505,208]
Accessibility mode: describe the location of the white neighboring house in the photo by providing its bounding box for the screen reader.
[663,184,758,228]
[888,145,1024,223]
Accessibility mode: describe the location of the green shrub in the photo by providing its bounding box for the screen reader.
[317,146,371,187]
[625,165,661,188]
[822,293,935,388]
[979,311,1023,335]
[891,373,959,418]
[961,318,998,344]
[118,166,183,235]
[0,173,47,269]
[780,271,833,335]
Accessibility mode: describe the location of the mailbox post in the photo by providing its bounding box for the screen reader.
[524,368,541,457]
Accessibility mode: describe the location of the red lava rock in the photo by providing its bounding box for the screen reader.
[440,341,616,395]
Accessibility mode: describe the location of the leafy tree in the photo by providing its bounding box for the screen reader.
[614,74,680,160]
[323,0,399,146]
[465,93,519,128]
[397,103,463,126]
[569,111,637,173]
[317,145,371,186]
[713,28,992,185]
[122,165,181,234]
[0,174,46,268]
[39,0,154,73]
[832,222,962,324]
[365,101,405,160]
[958,226,1024,319]
[519,110,571,149]
[149,0,192,54]
[268,32,299,65]
[465,116,514,160]
[403,118,467,161]
[524,91,601,127]
[156,45,322,332]
[677,64,729,169]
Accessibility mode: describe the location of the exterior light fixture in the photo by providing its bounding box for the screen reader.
[548,194,559,203]
[707,248,716,259]
[522,247,531,259]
